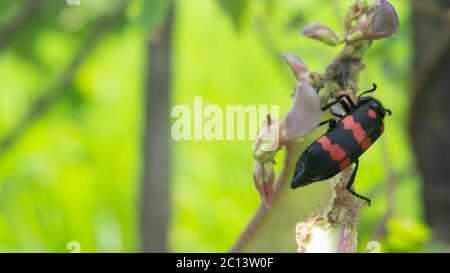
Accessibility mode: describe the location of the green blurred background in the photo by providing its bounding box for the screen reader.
[0,0,448,253]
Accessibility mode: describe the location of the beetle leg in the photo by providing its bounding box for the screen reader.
[338,99,352,114]
[342,94,356,110]
[321,94,355,115]
[345,159,372,206]
[320,95,346,112]
[318,118,337,130]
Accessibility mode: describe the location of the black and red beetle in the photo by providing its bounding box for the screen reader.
[290,84,391,206]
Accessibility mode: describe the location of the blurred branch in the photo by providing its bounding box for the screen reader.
[0,0,44,52]
[140,2,174,253]
[371,139,396,242]
[411,27,450,99]
[411,0,450,25]
[0,2,127,157]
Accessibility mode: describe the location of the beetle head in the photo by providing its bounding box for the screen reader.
[291,156,313,189]
[357,83,392,118]
[358,96,392,118]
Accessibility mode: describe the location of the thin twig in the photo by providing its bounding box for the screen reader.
[0,2,127,157]
[0,0,44,51]
[371,139,396,242]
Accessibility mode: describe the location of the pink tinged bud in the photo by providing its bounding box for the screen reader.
[282,52,308,81]
[283,81,321,140]
[347,0,399,41]
[371,0,399,39]
[301,22,340,46]
[253,161,275,209]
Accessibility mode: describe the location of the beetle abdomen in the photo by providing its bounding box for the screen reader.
[291,104,385,188]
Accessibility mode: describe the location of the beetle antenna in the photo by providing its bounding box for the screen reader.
[358,83,377,98]
[385,109,392,116]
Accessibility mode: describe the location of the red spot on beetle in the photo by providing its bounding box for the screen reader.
[317,136,346,161]
[361,138,372,151]
[368,109,377,119]
[339,158,351,170]
[342,116,366,144]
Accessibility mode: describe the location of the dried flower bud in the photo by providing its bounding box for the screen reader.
[282,52,308,81]
[283,81,321,140]
[301,22,340,46]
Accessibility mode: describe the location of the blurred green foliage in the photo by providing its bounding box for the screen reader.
[0,0,436,252]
